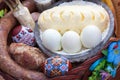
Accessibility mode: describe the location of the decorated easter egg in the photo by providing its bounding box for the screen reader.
[12,25,36,46]
[44,56,72,77]
[42,29,62,52]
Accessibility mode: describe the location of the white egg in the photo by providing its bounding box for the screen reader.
[62,31,82,53]
[80,25,102,48]
[42,29,62,52]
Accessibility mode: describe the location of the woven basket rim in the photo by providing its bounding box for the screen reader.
[0,0,120,80]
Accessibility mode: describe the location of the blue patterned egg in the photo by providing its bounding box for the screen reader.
[44,56,72,77]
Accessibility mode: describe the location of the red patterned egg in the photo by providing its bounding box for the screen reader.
[12,25,36,46]
[44,56,72,77]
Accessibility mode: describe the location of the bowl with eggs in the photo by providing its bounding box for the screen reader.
[34,0,114,62]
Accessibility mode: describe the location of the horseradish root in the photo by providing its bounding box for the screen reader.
[4,0,35,30]
[0,0,47,80]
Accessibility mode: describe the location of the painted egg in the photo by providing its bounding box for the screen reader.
[44,56,72,77]
[12,25,36,46]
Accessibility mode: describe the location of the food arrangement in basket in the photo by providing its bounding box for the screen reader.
[35,0,114,62]
[0,0,120,80]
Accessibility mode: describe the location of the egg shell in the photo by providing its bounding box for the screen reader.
[80,25,102,48]
[61,31,82,53]
[44,56,72,77]
[12,25,36,46]
[12,25,22,36]
[42,29,62,52]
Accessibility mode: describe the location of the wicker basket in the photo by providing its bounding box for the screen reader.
[0,0,120,80]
